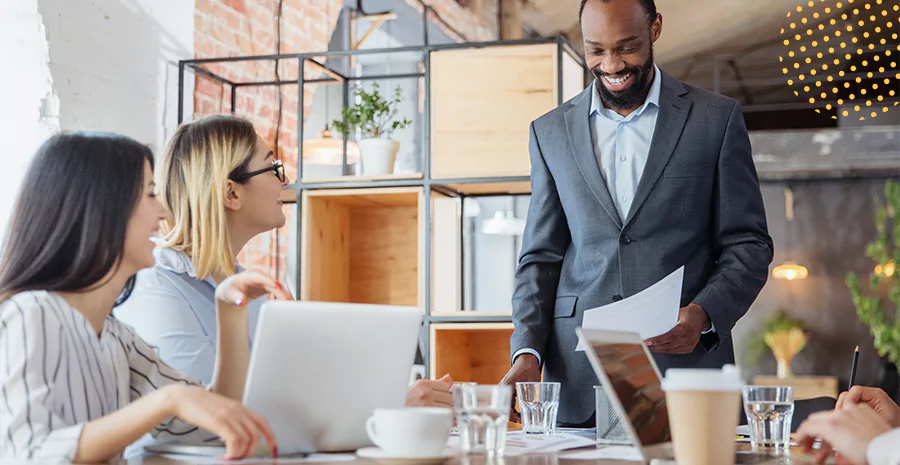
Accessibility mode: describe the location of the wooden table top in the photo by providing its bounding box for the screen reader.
[112,444,822,465]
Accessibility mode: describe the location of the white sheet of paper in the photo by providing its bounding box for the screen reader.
[159,453,356,464]
[575,266,684,351]
[447,432,596,457]
[560,445,643,461]
[502,432,598,456]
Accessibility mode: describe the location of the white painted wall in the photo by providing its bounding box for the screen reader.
[40,0,194,152]
[0,0,194,235]
[0,0,60,235]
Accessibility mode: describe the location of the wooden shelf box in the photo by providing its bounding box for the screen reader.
[301,187,457,310]
[430,323,514,383]
[301,187,425,307]
[751,375,839,400]
[430,42,586,180]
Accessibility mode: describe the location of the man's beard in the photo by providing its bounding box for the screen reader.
[591,47,655,111]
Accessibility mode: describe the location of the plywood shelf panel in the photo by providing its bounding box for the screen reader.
[430,323,514,384]
[437,180,532,196]
[300,172,424,184]
[301,187,424,307]
[430,43,585,180]
[752,375,839,400]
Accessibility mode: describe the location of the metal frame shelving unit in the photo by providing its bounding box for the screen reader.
[177,36,586,376]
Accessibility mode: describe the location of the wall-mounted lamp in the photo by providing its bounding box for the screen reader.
[481,211,526,236]
[773,261,809,281]
[773,187,809,281]
[300,127,360,166]
[875,261,896,277]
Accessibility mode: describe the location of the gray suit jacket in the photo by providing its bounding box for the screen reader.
[510,71,774,426]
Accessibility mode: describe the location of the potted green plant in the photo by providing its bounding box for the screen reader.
[332,83,412,176]
[846,180,900,368]
[744,310,807,378]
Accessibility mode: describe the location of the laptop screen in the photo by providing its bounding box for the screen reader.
[590,341,671,446]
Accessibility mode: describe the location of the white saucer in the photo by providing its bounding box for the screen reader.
[356,446,453,464]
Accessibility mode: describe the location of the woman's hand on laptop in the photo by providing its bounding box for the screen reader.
[406,374,453,408]
[215,271,292,309]
[164,384,277,460]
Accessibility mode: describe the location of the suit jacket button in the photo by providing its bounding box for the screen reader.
[612,294,623,301]
[619,235,632,245]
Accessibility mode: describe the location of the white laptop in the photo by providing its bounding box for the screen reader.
[577,328,772,465]
[147,301,423,457]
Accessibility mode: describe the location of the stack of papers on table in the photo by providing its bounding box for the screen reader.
[446,431,597,456]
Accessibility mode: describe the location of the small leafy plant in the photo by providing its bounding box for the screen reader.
[331,83,412,140]
[744,310,807,374]
[847,180,900,365]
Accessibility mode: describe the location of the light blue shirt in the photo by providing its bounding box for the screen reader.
[514,66,711,365]
[114,247,262,385]
[589,64,662,221]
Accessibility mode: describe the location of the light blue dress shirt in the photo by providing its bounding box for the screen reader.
[589,65,662,221]
[114,247,262,385]
[514,66,711,365]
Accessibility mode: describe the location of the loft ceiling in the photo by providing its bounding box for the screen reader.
[522,0,812,65]
[521,0,900,127]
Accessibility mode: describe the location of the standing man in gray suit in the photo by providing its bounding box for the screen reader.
[500,0,774,427]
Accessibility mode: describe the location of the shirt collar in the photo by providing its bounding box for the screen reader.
[154,247,245,283]
[591,64,662,120]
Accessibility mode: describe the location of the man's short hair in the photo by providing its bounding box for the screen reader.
[579,0,658,24]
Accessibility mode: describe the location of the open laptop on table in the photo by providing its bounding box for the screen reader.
[146,301,423,457]
[577,328,773,465]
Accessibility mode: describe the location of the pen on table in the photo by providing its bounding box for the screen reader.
[848,345,860,391]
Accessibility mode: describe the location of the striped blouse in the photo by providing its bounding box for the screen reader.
[0,291,217,463]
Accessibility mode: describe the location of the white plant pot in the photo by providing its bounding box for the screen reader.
[357,138,400,176]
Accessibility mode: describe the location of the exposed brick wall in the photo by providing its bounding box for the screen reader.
[194,0,342,283]
[193,0,498,283]
[405,0,499,42]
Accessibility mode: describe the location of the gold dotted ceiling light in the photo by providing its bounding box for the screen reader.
[780,0,900,121]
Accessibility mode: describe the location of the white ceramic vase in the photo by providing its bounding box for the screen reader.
[357,138,400,176]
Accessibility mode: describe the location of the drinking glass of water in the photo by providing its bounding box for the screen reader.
[452,384,511,457]
[515,382,561,435]
[450,382,477,433]
[742,386,794,448]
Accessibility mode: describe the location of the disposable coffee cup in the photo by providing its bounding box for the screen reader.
[661,365,743,465]
[365,407,452,457]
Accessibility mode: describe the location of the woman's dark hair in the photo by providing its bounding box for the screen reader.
[0,132,154,306]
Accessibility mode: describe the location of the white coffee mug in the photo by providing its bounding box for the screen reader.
[365,407,452,457]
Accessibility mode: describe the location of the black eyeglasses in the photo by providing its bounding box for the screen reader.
[232,159,286,183]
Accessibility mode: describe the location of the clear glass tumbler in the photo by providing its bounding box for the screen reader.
[452,384,512,457]
[742,386,794,448]
[450,382,477,433]
[515,382,561,435]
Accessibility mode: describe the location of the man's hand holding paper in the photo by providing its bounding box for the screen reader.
[644,302,711,354]
[574,266,714,354]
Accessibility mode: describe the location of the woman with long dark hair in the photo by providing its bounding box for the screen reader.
[0,133,288,462]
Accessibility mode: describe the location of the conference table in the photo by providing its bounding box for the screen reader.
[113,444,821,465]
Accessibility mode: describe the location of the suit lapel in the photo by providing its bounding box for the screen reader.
[623,72,692,227]
[564,86,623,229]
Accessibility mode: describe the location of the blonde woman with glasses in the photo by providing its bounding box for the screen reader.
[116,115,290,387]
[116,115,454,417]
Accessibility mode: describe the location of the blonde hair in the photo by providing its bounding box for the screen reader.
[157,115,258,280]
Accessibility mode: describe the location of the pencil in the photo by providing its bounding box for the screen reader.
[848,345,860,390]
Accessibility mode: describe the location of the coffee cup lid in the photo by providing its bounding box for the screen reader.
[661,364,743,392]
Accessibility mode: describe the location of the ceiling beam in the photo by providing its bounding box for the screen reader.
[500,0,524,40]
